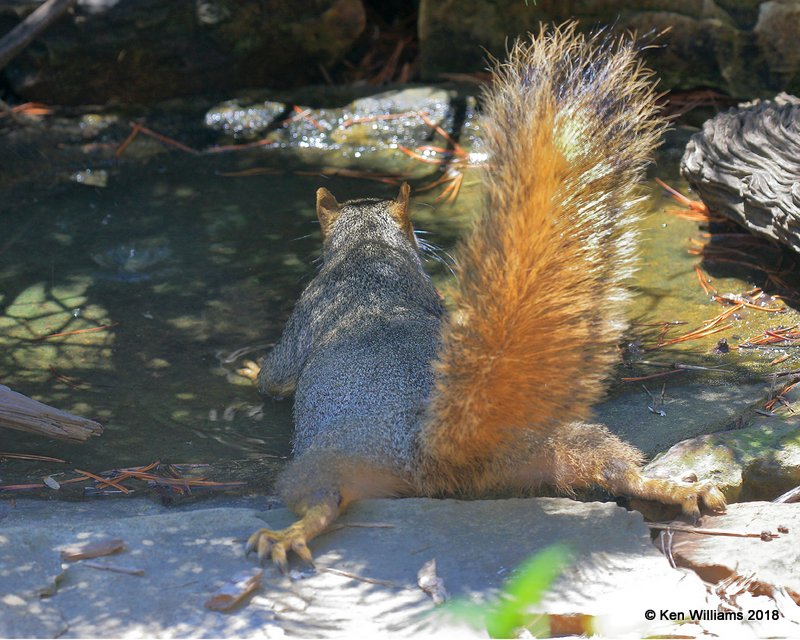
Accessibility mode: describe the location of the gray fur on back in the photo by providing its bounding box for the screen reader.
[258,197,445,476]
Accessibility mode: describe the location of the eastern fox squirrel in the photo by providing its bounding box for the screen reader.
[246,23,726,571]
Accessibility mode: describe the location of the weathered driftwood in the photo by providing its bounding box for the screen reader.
[0,384,102,442]
[680,93,800,254]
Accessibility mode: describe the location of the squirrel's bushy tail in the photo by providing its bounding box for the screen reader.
[418,23,666,491]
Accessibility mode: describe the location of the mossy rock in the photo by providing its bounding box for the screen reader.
[644,416,800,501]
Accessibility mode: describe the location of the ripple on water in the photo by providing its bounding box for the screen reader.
[91,237,172,282]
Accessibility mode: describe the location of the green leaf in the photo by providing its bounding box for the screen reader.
[440,544,572,639]
[486,544,572,638]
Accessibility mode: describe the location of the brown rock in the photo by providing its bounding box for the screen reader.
[662,502,800,604]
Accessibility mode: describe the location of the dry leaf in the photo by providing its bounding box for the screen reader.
[61,538,125,561]
[204,568,263,612]
[417,558,448,605]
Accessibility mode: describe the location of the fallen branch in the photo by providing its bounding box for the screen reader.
[636,360,731,373]
[322,567,404,589]
[0,0,76,70]
[0,384,102,442]
[648,522,780,540]
[0,451,66,463]
[82,560,145,576]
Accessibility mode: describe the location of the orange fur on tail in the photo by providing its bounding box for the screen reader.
[418,23,666,490]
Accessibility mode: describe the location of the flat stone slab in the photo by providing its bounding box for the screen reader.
[0,495,716,638]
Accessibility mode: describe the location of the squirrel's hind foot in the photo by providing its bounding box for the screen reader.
[672,480,727,521]
[245,523,315,573]
[245,497,340,573]
[611,472,727,521]
[236,359,261,382]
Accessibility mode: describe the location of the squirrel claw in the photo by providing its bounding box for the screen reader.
[678,481,727,521]
[236,360,261,382]
[699,482,727,512]
[245,526,315,573]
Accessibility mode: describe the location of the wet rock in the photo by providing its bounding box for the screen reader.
[664,502,800,605]
[680,94,800,255]
[418,0,800,97]
[204,87,482,172]
[204,100,288,139]
[207,87,474,146]
[1,0,366,104]
[643,415,800,501]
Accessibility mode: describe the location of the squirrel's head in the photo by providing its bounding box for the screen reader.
[315,183,418,252]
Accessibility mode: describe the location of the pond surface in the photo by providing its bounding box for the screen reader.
[1,96,798,498]
[0,134,470,494]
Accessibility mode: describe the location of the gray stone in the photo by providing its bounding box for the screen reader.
[0,495,716,638]
[0,527,68,638]
[680,95,800,255]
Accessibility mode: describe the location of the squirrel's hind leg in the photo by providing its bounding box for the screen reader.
[508,422,726,519]
[246,451,411,572]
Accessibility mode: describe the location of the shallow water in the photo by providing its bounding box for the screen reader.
[0,143,469,494]
[1,104,798,498]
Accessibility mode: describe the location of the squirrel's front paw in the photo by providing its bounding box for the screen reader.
[236,359,261,382]
[245,524,315,573]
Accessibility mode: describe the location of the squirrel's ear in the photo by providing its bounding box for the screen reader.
[395,182,411,210]
[390,182,416,245]
[316,187,341,241]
